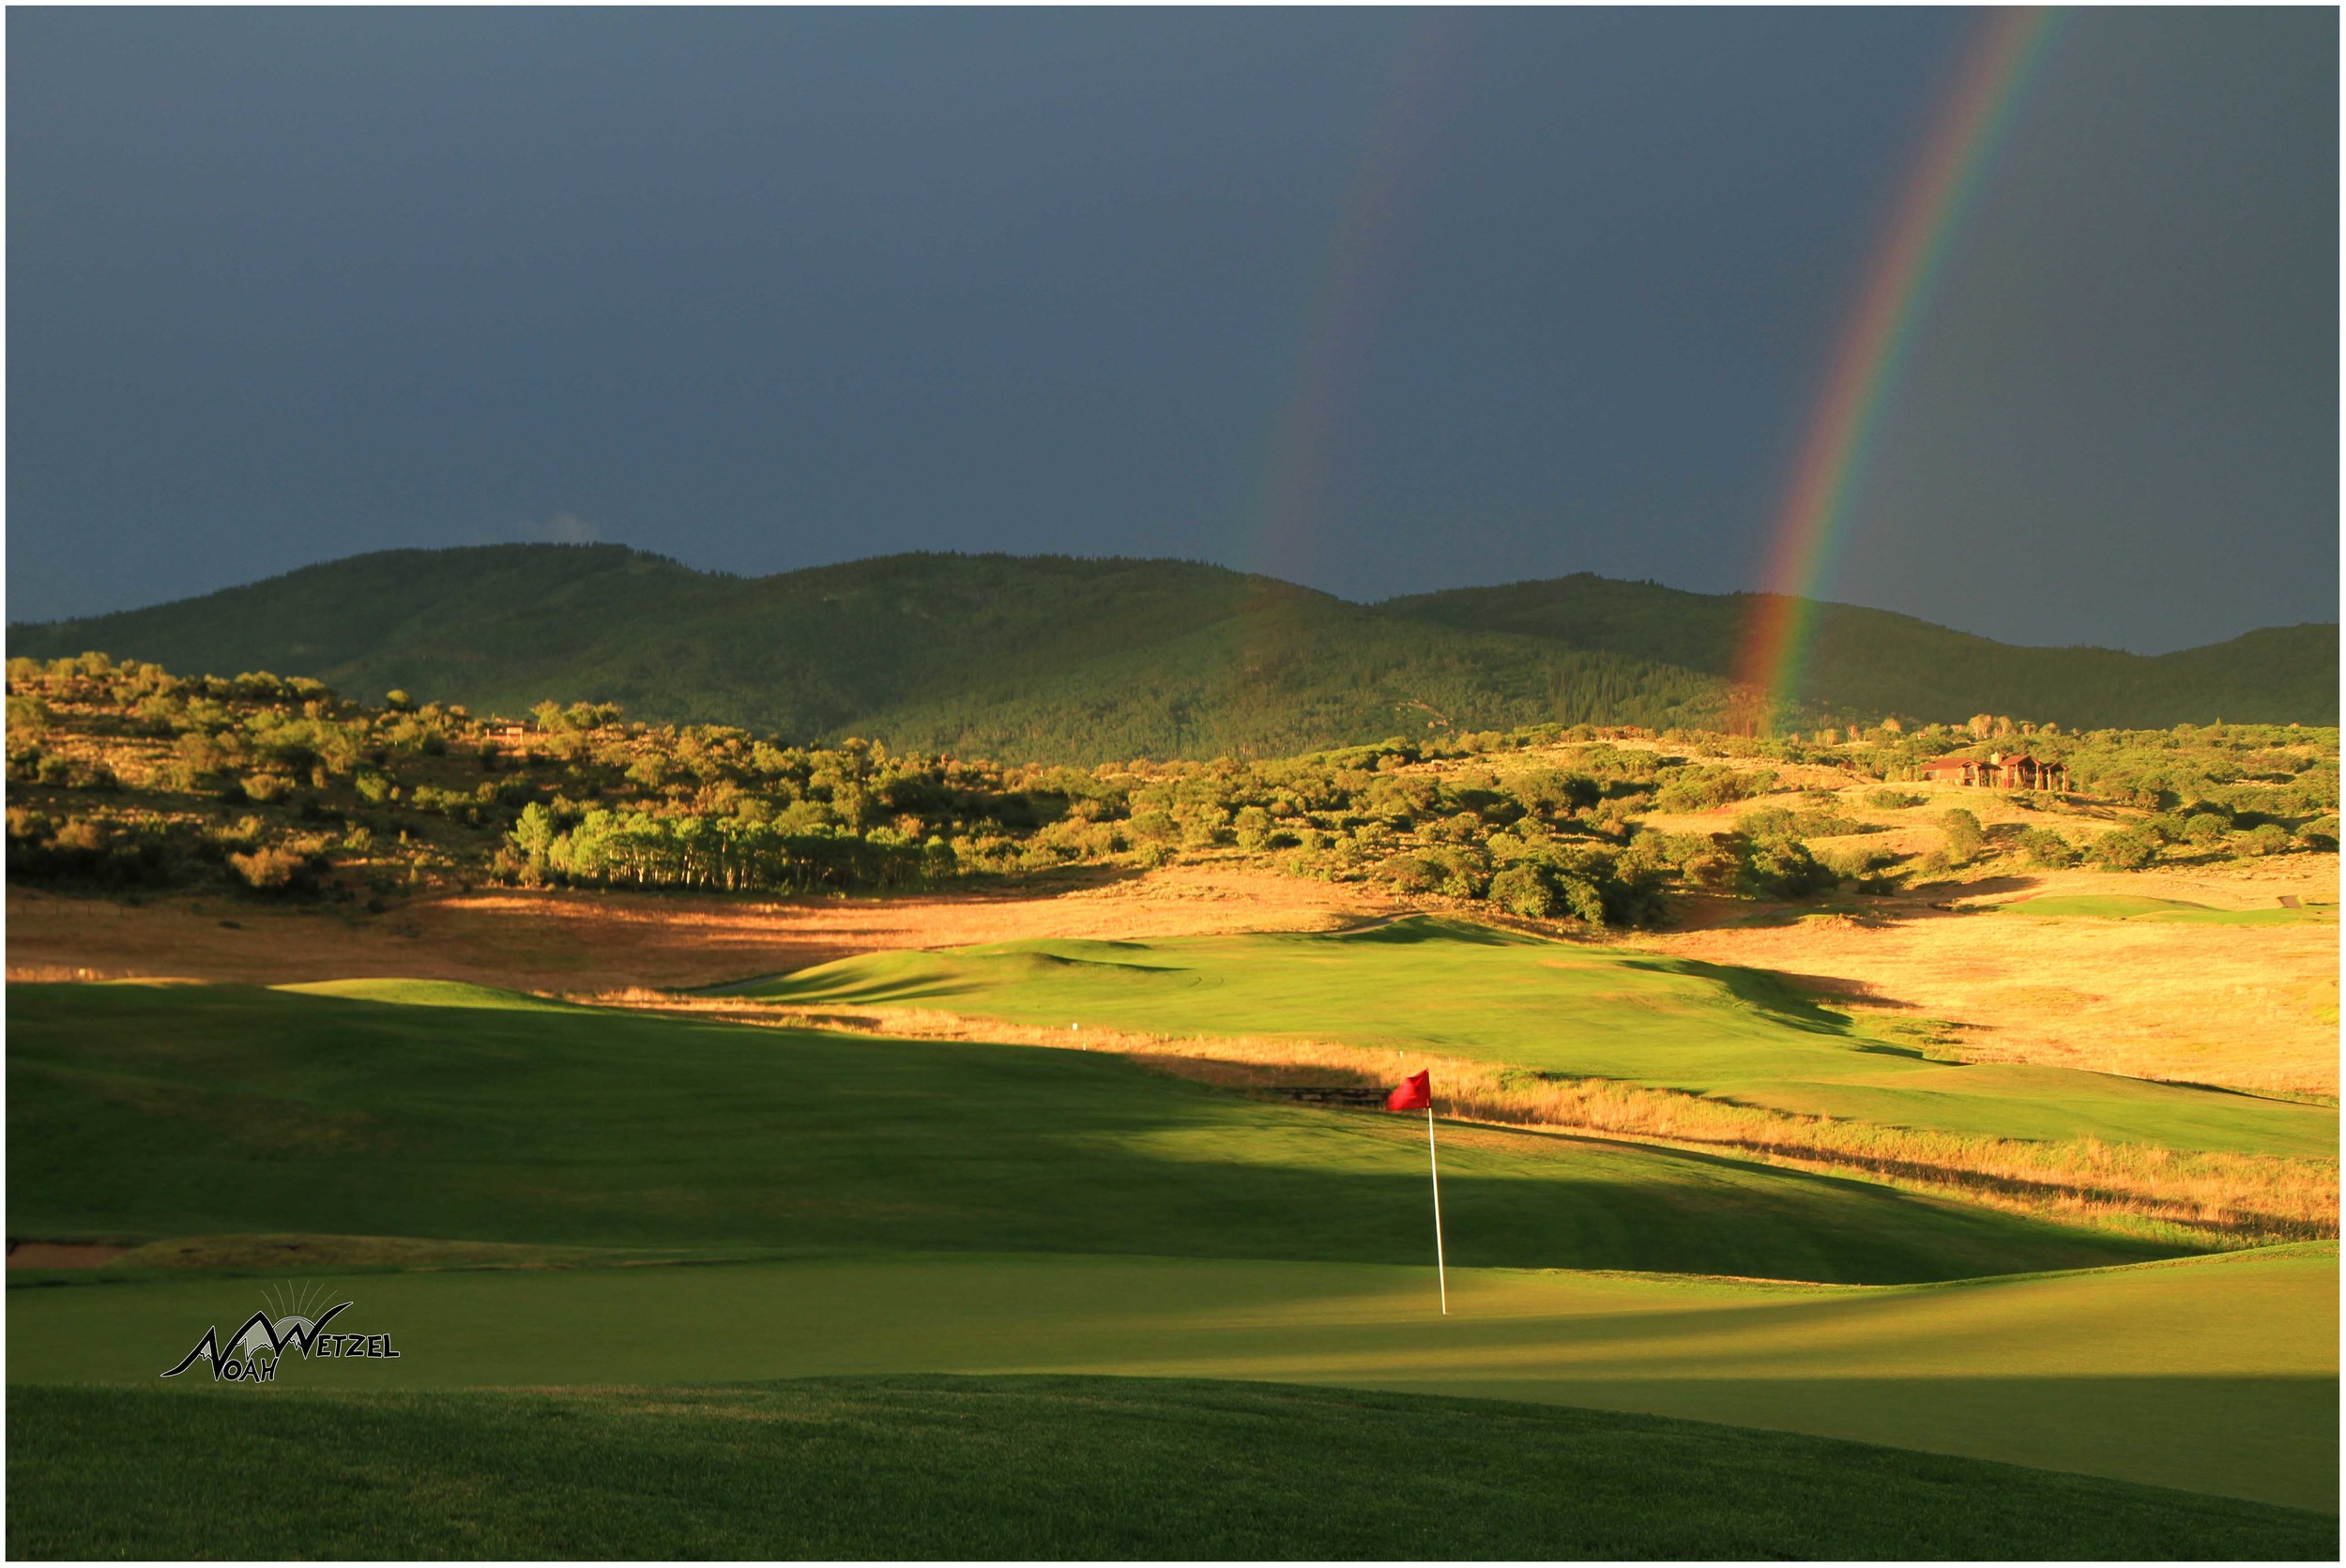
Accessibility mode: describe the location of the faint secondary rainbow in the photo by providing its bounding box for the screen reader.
[1736,8,2063,730]
[1248,13,1464,587]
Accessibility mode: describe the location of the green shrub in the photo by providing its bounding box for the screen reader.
[1178,806,1231,851]
[1938,809,1985,863]
[1376,854,1444,895]
[227,845,311,891]
[1418,845,1489,898]
[1550,869,1611,925]
[1653,765,1776,814]
[1127,811,1179,846]
[1486,862,1557,918]
[2182,814,2231,846]
[1818,844,1893,883]
[1742,835,1834,899]
[7,693,53,738]
[1482,844,1657,925]
[1507,768,1600,817]
[2232,824,2293,859]
[2015,827,2077,868]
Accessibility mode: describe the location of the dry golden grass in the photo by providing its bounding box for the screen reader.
[1634,774,2151,845]
[5,865,1395,992]
[589,992,2337,1249]
[1637,859,2339,1100]
[1419,747,2340,1104]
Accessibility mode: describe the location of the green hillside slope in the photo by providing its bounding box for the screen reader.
[10,546,2334,756]
[6,980,2168,1283]
[1383,573,2339,729]
[8,547,1732,758]
[744,919,2336,1158]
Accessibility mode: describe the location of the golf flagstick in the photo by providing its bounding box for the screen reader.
[1426,1104,1447,1316]
[1384,1070,1444,1315]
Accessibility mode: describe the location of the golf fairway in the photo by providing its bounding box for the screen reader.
[748,920,2337,1155]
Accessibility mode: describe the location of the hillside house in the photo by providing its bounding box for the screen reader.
[481,723,541,764]
[1918,752,2068,792]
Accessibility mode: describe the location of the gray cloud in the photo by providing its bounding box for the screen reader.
[515,513,602,545]
[4,8,2332,648]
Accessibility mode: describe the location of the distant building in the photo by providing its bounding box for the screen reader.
[480,722,542,764]
[1918,751,2068,792]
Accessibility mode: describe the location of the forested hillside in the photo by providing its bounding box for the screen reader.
[8,651,2334,924]
[1386,575,2339,731]
[10,546,2334,760]
[6,548,1734,759]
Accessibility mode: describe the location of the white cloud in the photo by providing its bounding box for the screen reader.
[517,511,602,544]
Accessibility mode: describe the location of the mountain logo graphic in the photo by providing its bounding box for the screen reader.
[160,1282,401,1382]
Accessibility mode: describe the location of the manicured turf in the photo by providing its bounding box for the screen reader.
[12,1245,2336,1507]
[8,954,2337,1547]
[740,917,2337,1155]
[7,980,2175,1284]
[9,1377,2335,1560]
[275,977,593,1011]
[1992,894,2336,926]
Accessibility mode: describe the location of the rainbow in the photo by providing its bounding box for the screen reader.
[1736,8,2064,731]
[1250,13,1465,586]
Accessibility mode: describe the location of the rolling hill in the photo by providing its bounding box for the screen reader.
[8,978,2168,1282]
[1389,573,2340,735]
[9,545,2334,758]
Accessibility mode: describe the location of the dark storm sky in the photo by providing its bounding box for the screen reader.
[8,8,2337,651]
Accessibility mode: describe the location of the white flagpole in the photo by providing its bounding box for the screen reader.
[1425,1103,1447,1316]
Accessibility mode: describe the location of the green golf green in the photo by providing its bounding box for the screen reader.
[8,1244,2336,1508]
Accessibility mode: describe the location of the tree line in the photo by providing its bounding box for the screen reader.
[7,653,2336,926]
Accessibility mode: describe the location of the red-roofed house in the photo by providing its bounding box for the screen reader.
[1919,752,2067,792]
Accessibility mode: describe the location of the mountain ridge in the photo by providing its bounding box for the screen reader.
[1385,572,2338,732]
[9,544,2335,759]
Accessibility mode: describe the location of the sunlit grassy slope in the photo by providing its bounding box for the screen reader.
[742,917,2336,1156]
[274,977,592,1011]
[6,981,2162,1284]
[1994,894,2336,927]
[10,1245,2336,1509]
[11,1378,2334,1559]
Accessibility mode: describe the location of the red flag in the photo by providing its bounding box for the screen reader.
[1386,1070,1431,1112]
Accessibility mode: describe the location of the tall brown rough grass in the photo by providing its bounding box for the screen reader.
[589,991,2338,1248]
